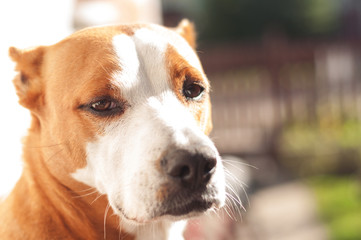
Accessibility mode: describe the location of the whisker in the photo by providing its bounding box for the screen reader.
[44,149,63,163]
[91,193,104,205]
[115,217,125,240]
[225,185,243,208]
[72,189,99,199]
[224,166,251,208]
[240,183,251,208]
[224,162,246,174]
[24,142,65,149]
[104,203,111,240]
[226,173,251,208]
[224,169,249,188]
[210,208,223,222]
[118,223,122,240]
[225,191,244,219]
[73,187,97,193]
[223,200,236,221]
[222,159,258,170]
[225,193,239,219]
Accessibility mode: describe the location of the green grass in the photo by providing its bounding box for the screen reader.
[309,176,361,240]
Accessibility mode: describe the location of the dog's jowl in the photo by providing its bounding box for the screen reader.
[0,20,225,240]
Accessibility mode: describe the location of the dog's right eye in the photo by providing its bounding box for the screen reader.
[91,99,116,112]
[81,97,127,117]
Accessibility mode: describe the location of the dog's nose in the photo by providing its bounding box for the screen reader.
[162,148,217,189]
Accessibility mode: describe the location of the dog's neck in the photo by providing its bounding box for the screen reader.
[3,119,134,240]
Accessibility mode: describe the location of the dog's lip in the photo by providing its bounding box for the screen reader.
[162,198,215,217]
[113,197,218,224]
[155,185,220,218]
[153,192,221,219]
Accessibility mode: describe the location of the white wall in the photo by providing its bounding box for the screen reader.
[0,0,74,196]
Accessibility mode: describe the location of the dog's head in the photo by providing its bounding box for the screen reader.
[9,20,225,225]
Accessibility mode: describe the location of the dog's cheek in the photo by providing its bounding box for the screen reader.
[71,141,105,193]
[71,125,123,193]
[81,117,152,219]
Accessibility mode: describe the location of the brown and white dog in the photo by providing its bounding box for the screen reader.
[0,20,226,240]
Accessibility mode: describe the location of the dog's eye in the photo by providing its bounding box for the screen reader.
[79,97,128,117]
[183,82,204,100]
[91,99,117,112]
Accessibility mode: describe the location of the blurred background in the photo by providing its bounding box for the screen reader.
[1,0,361,239]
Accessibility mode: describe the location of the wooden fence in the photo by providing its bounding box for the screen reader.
[199,38,361,154]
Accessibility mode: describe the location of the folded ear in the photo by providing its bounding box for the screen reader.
[9,46,45,111]
[175,19,197,49]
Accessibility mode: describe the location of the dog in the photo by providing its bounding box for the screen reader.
[0,20,226,240]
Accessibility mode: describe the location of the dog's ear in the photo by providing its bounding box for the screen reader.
[175,19,197,49]
[9,46,45,111]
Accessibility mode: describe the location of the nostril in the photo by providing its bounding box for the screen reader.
[203,160,216,175]
[179,166,191,179]
[168,163,191,179]
[201,158,216,183]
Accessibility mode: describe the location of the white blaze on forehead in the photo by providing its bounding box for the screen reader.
[111,28,170,104]
[112,34,139,91]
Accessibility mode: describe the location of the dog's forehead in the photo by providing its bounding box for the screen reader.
[46,24,207,109]
[110,26,206,102]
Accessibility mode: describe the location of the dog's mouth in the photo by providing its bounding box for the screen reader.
[116,198,217,225]
[161,198,216,216]
[113,188,220,224]
[154,186,221,218]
